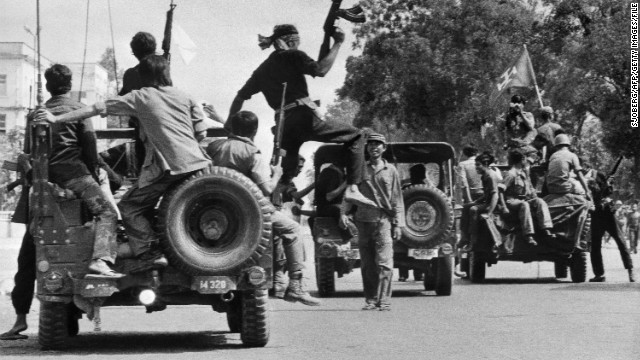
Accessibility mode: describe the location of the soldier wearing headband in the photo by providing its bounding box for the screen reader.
[227,24,376,209]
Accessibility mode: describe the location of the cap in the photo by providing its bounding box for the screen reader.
[367,133,387,144]
[554,134,571,146]
[615,200,623,205]
[540,106,554,115]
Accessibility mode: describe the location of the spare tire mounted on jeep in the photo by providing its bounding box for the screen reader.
[158,165,272,276]
[401,184,453,248]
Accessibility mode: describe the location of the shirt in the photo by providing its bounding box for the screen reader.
[502,167,535,200]
[536,122,562,145]
[237,49,320,110]
[354,159,405,226]
[102,86,210,188]
[206,135,276,213]
[506,111,537,147]
[547,147,582,194]
[479,169,500,206]
[628,211,640,229]
[458,157,483,199]
[45,95,96,184]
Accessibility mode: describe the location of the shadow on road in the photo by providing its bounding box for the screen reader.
[455,277,565,285]
[0,331,249,356]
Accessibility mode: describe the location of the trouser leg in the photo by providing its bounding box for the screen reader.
[469,206,482,245]
[272,236,288,287]
[11,231,35,315]
[606,218,634,270]
[270,210,304,274]
[590,217,606,277]
[118,173,189,256]
[529,198,553,229]
[63,175,118,263]
[357,221,378,304]
[507,200,534,236]
[630,228,639,251]
[373,219,394,306]
[459,203,474,245]
[310,117,365,185]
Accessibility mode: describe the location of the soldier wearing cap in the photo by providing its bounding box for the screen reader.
[342,133,404,311]
[227,24,375,209]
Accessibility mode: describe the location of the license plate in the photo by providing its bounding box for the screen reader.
[338,249,360,260]
[408,248,439,260]
[193,276,236,294]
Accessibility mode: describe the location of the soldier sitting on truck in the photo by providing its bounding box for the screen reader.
[544,134,590,202]
[206,110,321,306]
[501,151,554,246]
[459,152,501,248]
[36,55,212,272]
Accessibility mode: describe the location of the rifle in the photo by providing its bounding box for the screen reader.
[162,1,177,61]
[271,82,288,166]
[318,0,365,61]
[606,155,624,181]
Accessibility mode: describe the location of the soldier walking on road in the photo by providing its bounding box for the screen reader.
[342,133,405,311]
[627,203,640,254]
[228,24,375,209]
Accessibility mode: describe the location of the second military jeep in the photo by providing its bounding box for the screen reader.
[29,124,273,349]
[312,142,457,297]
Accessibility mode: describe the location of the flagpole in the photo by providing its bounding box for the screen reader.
[523,44,544,108]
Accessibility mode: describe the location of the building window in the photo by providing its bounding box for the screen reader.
[0,114,6,133]
[0,75,7,96]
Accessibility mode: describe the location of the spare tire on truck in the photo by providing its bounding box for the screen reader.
[157,165,272,276]
[401,184,454,248]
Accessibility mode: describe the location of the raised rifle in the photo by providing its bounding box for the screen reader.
[606,155,624,181]
[271,83,288,166]
[162,1,177,61]
[318,0,365,60]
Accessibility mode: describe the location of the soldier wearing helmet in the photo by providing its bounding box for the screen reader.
[545,134,590,199]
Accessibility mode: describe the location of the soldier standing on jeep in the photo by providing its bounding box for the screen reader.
[36,55,211,272]
[206,111,321,306]
[343,133,405,311]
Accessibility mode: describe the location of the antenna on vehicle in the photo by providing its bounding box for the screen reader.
[35,0,42,107]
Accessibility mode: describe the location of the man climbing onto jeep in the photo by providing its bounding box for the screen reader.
[35,55,211,272]
[206,110,321,306]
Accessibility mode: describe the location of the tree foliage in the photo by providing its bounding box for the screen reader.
[332,0,637,198]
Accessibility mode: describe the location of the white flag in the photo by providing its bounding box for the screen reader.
[173,23,198,65]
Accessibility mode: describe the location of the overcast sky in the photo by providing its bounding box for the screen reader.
[2,0,363,156]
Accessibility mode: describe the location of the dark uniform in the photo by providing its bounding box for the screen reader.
[236,49,366,184]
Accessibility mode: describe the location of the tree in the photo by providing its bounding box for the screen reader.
[340,0,540,148]
[98,47,122,83]
[540,0,639,197]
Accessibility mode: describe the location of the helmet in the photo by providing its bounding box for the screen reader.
[540,106,554,115]
[554,134,571,146]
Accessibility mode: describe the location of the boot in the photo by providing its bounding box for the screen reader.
[284,272,321,306]
[344,186,377,208]
[589,275,606,282]
[526,236,538,246]
[629,269,636,283]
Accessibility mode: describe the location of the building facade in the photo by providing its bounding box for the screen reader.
[0,42,110,132]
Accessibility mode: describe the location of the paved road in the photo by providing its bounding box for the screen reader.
[1,244,639,360]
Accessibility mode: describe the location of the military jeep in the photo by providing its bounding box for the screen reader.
[29,123,272,349]
[312,142,457,297]
[459,165,592,283]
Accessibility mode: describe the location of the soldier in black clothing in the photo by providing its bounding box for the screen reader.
[588,170,635,282]
[228,24,374,208]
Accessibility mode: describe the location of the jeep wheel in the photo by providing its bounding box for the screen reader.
[38,301,69,349]
[570,251,588,283]
[401,185,454,248]
[423,261,436,291]
[554,261,568,279]
[469,251,486,283]
[316,258,336,297]
[435,256,453,296]
[158,166,272,275]
[241,289,269,347]
[226,292,242,333]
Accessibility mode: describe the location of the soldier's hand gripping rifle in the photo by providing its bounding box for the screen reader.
[271,82,288,166]
[162,0,177,61]
[318,0,365,60]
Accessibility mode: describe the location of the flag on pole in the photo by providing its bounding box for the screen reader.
[173,23,198,65]
[491,46,537,101]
